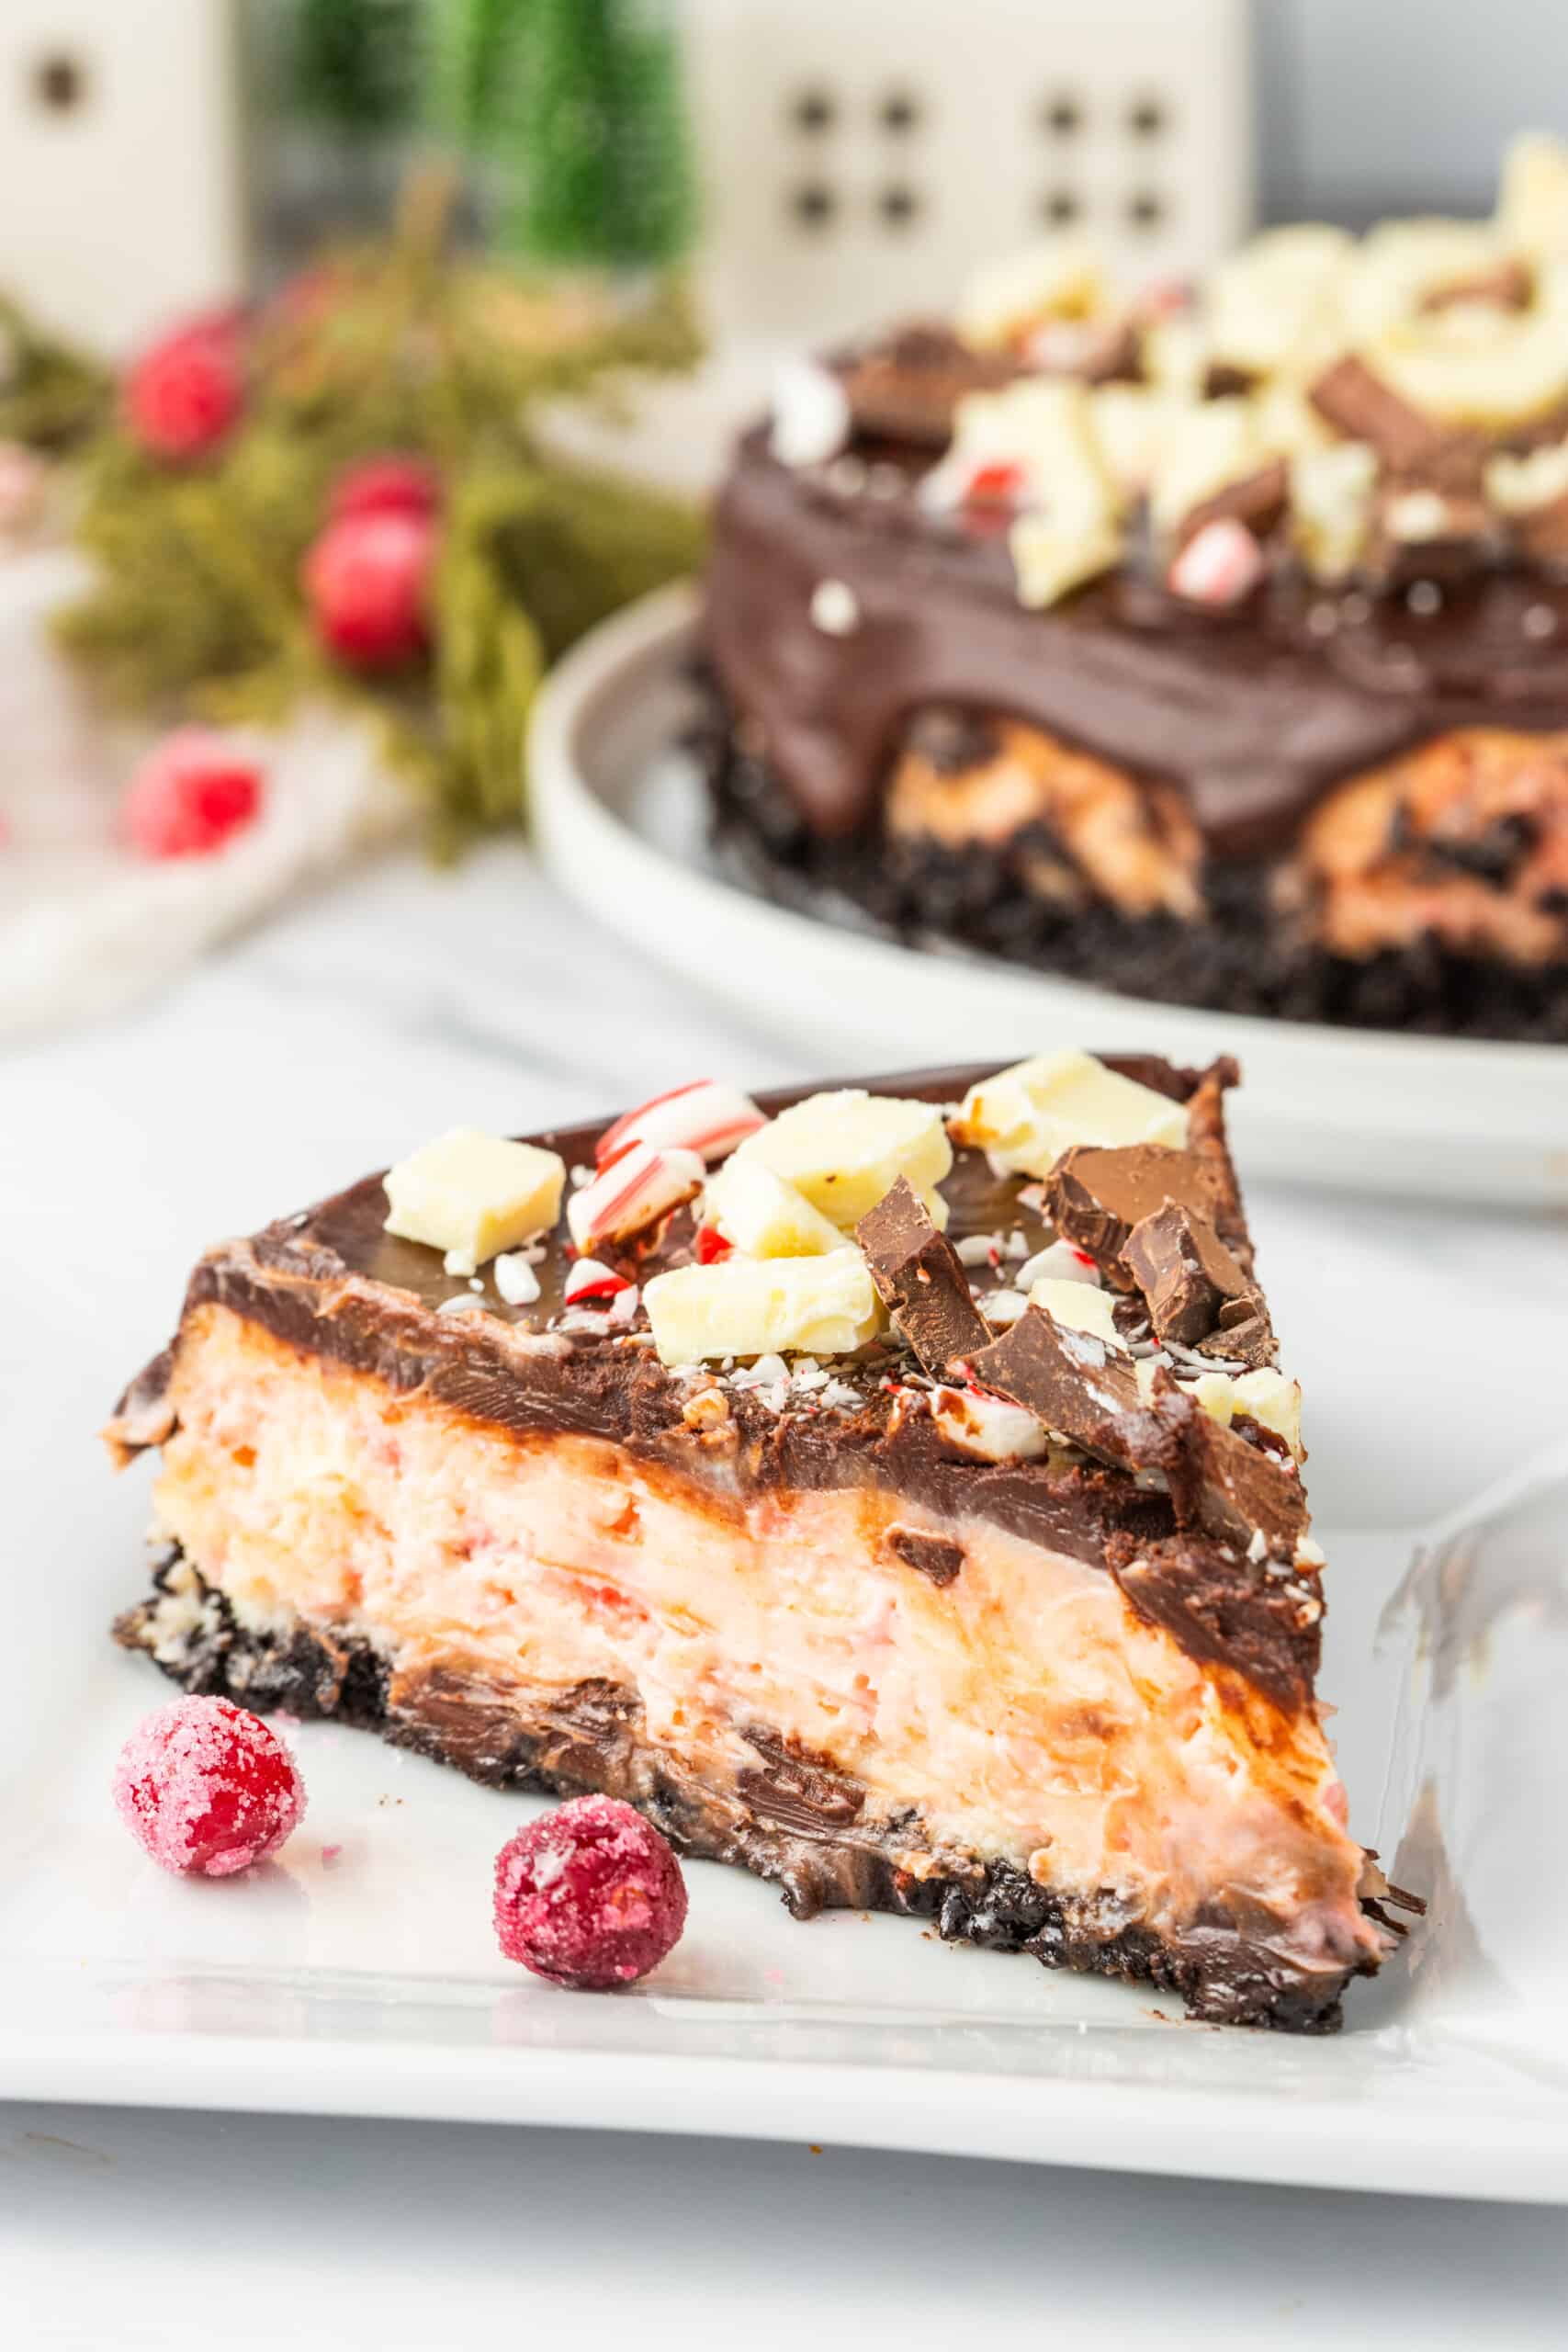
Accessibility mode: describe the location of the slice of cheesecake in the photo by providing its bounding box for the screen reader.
[106,1054,1404,2029]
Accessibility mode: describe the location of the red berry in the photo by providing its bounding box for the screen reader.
[493,1795,688,1989]
[330,454,441,526]
[123,313,244,462]
[113,1696,306,1877]
[121,728,265,860]
[303,511,434,670]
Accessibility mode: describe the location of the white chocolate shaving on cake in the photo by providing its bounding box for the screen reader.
[1290,441,1379,579]
[955,239,1108,350]
[1206,223,1353,379]
[383,1130,566,1276]
[1147,397,1261,540]
[1497,132,1568,261]
[950,1051,1187,1176]
[702,1159,846,1260]
[1026,1277,1122,1347]
[643,1248,883,1365]
[1485,438,1568,515]
[732,1089,952,1228]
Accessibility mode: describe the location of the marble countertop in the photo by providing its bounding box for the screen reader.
[4,842,1566,2345]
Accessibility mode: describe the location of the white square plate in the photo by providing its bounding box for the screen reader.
[5,1232,1568,2200]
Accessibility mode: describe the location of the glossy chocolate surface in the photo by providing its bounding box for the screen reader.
[704,427,1568,855]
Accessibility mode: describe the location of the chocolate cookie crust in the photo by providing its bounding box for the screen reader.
[115,1545,1370,2032]
[696,669,1568,1042]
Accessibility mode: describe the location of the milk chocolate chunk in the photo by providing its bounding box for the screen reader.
[1177,458,1290,550]
[887,1525,966,1586]
[1123,1202,1273,1365]
[1167,1397,1309,1559]
[1044,1144,1224,1283]
[854,1177,991,1375]
[1309,355,1451,474]
[840,325,1018,447]
[964,1305,1168,1476]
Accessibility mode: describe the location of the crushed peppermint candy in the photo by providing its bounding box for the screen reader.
[728,1353,790,1393]
[493,1253,543,1306]
[1168,516,1266,607]
[437,1293,491,1317]
[1162,1337,1249,1377]
[595,1080,764,1170]
[568,1140,705,1255]
[930,1383,1046,1464]
[564,1257,630,1306]
[979,1288,1029,1327]
[955,1233,1000,1267]
[1017,1238,1101,1290]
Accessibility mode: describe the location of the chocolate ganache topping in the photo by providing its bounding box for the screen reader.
[704,424,1568,859]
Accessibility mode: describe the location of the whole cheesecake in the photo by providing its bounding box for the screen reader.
[696,137,1568,1041]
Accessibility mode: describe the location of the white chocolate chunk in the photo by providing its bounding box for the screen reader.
[1497,132,1568,261]
[1367,308,1568,430]
[733,1090,953,1227]
[1232,1367,1304,1458]
[1153,1363,1304,1461]
[956,238,1107,350]
[1250,379,1335,463]
[703,1159,846,1259]
[1009,512,1122,609]
[1485,438,1568,515]
[642,1249,883,1366]
[1148,398,1261,539]
[383,1129,566,1275]
[1142,316,1209,401]
[1343,218,1513,339]
[1027,1277,1122,1346]
[1089,383,1180,499]
[930,379,1118,534]
[950,1050,1187,1176]
[1206,223,1352,378]
[1290,441,1378,580]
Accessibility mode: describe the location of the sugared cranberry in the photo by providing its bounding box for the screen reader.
[113,1696,306,1877]
[123,313,245,462]
[493,1795,688,1988]
[302,510,434,669]
[120,727,265,860]
[329,453,441,525]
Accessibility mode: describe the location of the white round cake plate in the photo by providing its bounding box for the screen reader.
[531,583,1568,1209]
